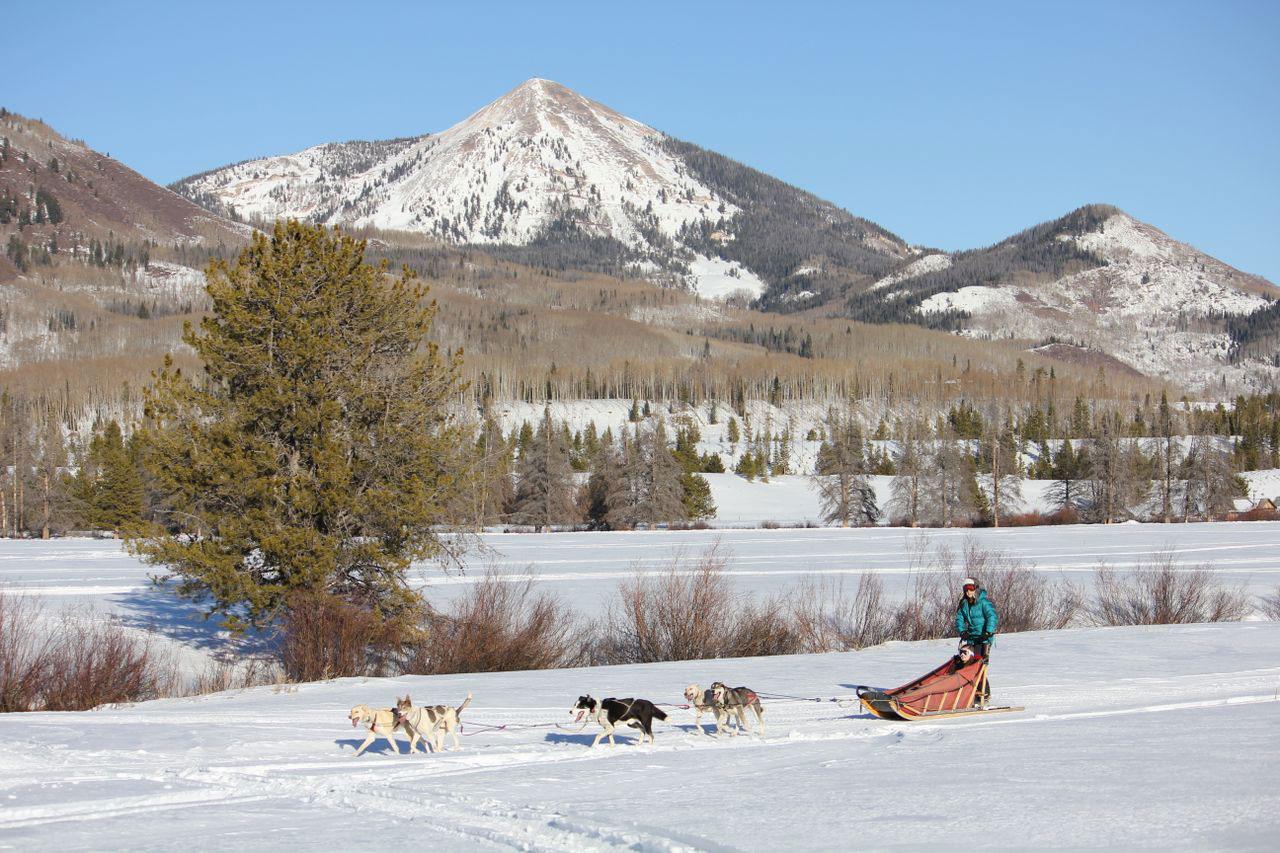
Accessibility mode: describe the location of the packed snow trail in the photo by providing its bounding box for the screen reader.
[1,624,1278,851]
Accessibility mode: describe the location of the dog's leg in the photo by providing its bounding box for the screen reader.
[448,719,461,751]
[380,724,401,755]
[754,704,765,736]
[353,730,378,757]
[410,723,430,754]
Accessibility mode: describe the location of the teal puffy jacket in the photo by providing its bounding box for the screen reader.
[955,590,998,646]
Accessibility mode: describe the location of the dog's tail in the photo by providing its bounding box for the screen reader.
[456,691,473,718]
[652,706,668,721]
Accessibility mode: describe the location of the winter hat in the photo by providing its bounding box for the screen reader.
[961,577,977,589]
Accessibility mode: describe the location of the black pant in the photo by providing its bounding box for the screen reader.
[967,641,991,703]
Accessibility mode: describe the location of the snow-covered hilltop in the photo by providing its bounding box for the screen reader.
[873,207,1280,389]
[174,79,774,299]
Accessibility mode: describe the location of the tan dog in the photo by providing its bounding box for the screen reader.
[348,704,403,757]
[394,692,473,754]
[683,683,738,736]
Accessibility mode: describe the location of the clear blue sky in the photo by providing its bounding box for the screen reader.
[5,1,1278,280]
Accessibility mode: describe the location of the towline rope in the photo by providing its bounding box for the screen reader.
[445,694,868,739]
[754,690,861,707]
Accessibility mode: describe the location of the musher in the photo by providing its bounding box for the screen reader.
[955,576,998,705]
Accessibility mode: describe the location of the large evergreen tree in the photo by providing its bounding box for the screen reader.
[78,421,144,535]
[509,409,578,531]
[132,221,468,627]
[634,421,687,524]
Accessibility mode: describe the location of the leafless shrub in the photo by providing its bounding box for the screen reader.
[1003,509,1079,527]
[725,594,804,657]
[40,616,168,711]
[1,591,171,712]
[1090,551,1251,625]
[788,574,894,651]
[1260,587,1280,621]
[596,545,740,664]
[0,591,55,712]
[409,571,582,674]
[888,569,956,641]
[280,591,398,682]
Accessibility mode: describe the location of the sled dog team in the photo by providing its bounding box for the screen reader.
[346,681,764,756]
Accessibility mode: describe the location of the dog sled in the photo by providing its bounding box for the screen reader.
[855,654,1023,721]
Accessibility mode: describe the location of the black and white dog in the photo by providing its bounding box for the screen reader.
[571,695,667,746]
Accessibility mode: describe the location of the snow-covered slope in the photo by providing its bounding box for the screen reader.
[878,208,1280,390]
[175,79,770,299]
[2,623,1277,850]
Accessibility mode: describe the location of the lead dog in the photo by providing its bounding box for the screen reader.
[710,682,765,736]
[683,683,739,736]
[348,704,406,756]
[394,692,473,754]
[571,695,666,746]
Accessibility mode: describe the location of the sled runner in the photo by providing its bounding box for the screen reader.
[856,656,1023,721]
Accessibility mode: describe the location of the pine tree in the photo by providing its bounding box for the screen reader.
[606,427,645,529]
[634,421,687,524]
[516,420,534,457]
[510,409,578,531]
[132,222,468,627]
[680,470,716,520]
[85,421,144,535]
[1047,439,1087,512]
[579,438,621,529]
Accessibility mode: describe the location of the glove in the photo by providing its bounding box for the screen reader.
[980,634,993,643]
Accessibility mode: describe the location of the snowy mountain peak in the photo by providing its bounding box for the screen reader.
[173,79,774,299]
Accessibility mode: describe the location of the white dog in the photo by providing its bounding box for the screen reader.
[393,692,473,753]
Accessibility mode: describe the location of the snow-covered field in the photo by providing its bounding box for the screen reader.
[1,623,1277,850]
[4,522,1279,661]
[428,521,1280,616]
